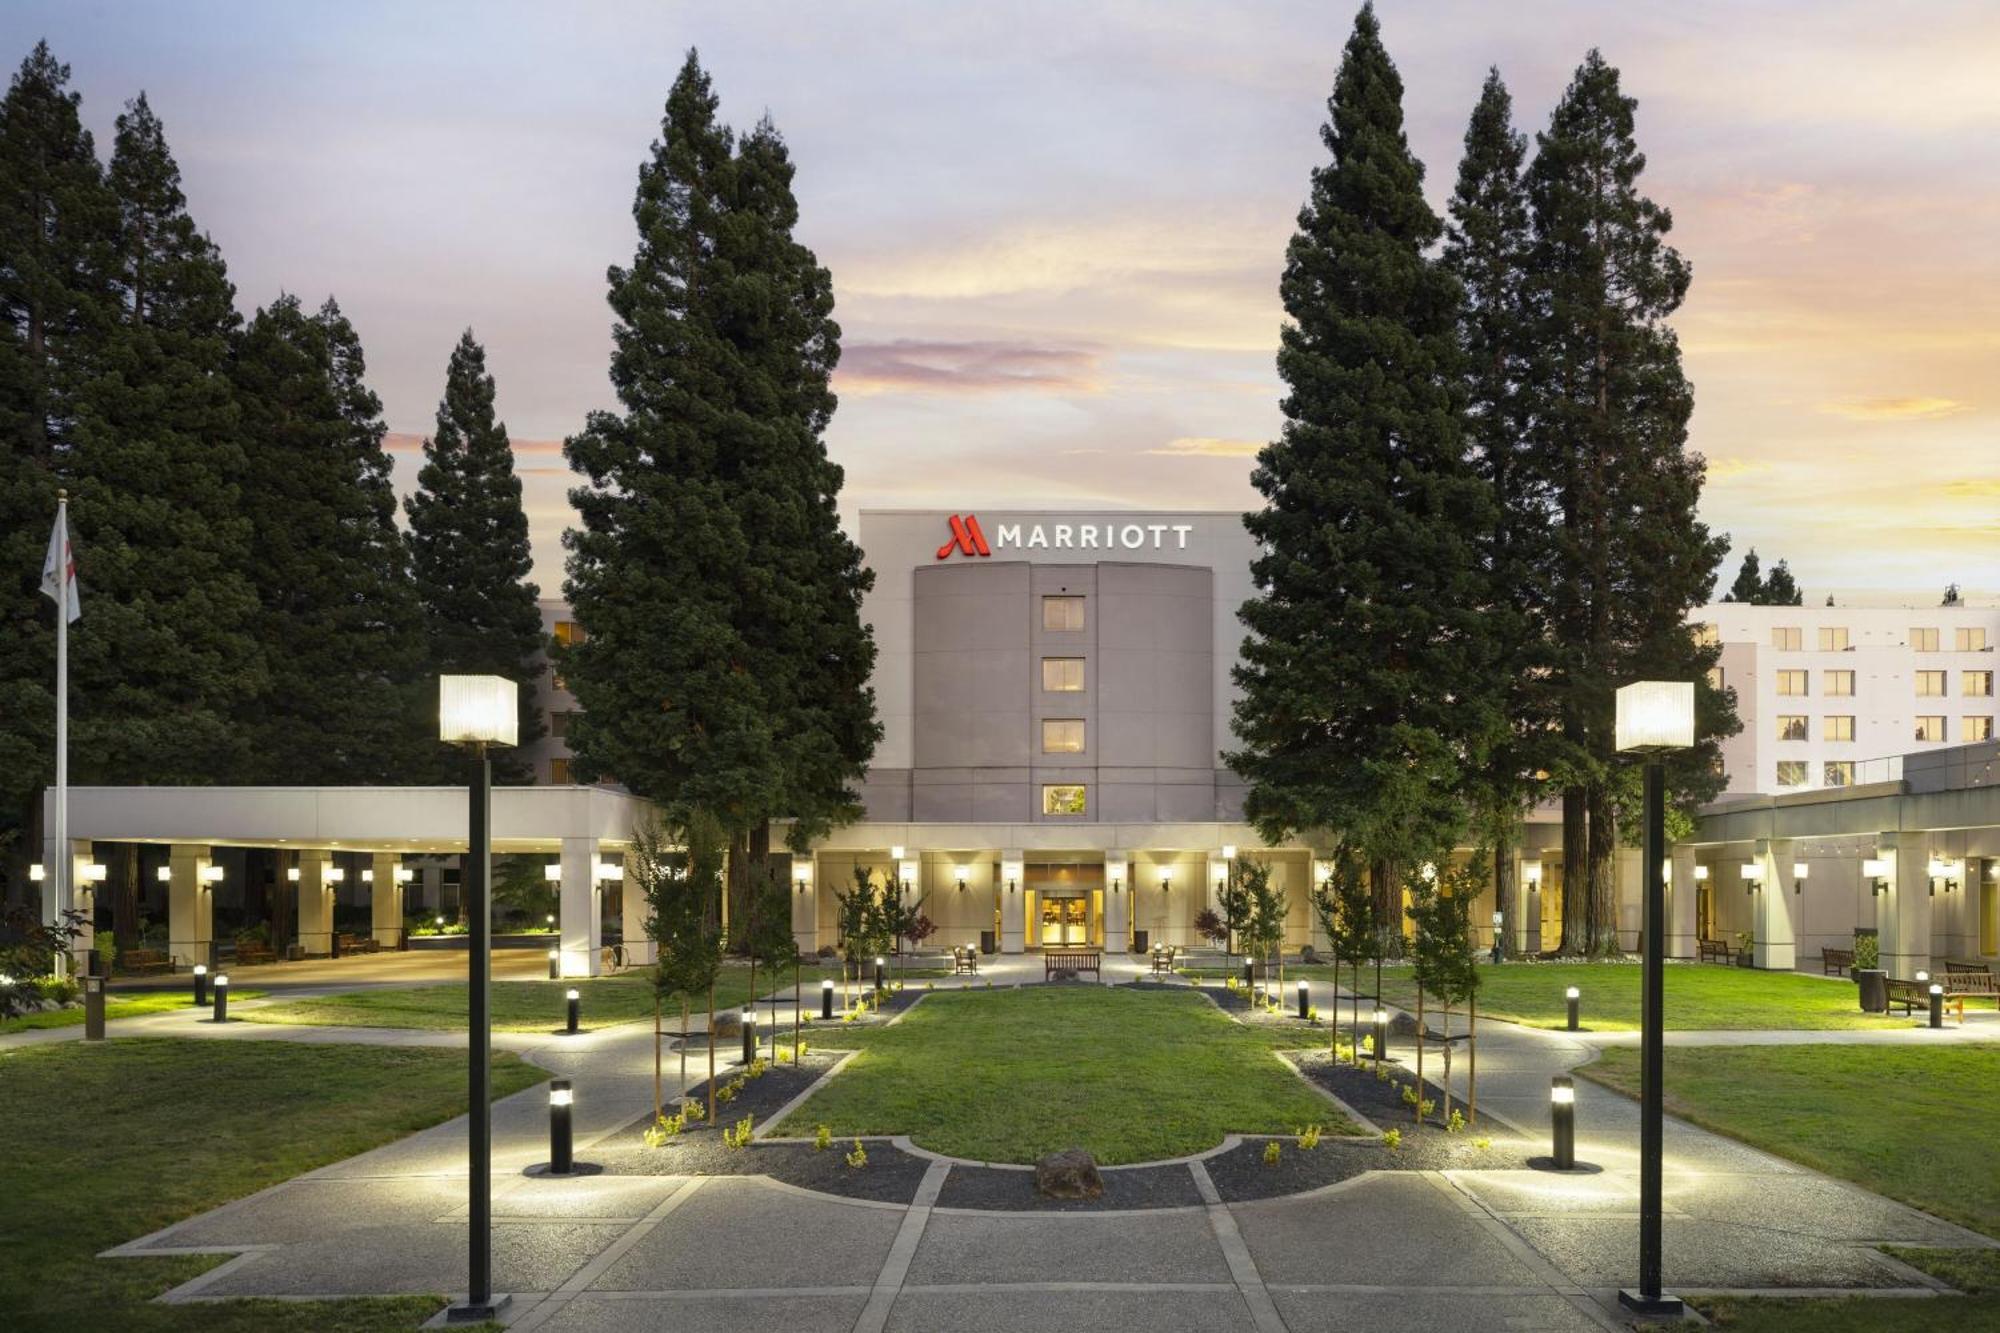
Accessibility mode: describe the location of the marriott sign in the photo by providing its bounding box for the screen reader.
[937,514,1198,561]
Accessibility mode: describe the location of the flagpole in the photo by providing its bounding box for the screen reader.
[54,489,70,980]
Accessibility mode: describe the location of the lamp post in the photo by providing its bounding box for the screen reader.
[439,674,518,1324]
[1614,680,1694,1318]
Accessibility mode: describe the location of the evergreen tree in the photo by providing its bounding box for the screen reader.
[0,42,116,874]
[1723,549,1761,603]
[232,294,426,783]
[1442,69,1566,953]
[1527,51,1737,952]
[1761,558,1802,606]
[404,330,544,780]
[1231,5,1499,936]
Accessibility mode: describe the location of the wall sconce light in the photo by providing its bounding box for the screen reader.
[954,864,969,892]
[361,867,375,884]
[326,867,346,884]
[797,862,814,896]
[1926,857,1960,896]
[1862,856,1891,895]
[287,867,301,883]
[1420,861,1438,884]
[157,865,171,883]
[82,863,107,883]
[1111,876,1122,896]
[1740,863,1764,895]
[1692,865,1709,882]
[1521,860,1542,892]
[544,863,562,883]
[200,864,225,885]
[1792,862,1808,895]
[28,863,44,882]
[1661,859,1673,885]
[594,862,623,883]
[1159,869,1171,894]
[1314,860,1334,887]
[396,866,414,884]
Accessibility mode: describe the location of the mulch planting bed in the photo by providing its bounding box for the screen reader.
[591,1052,931,1204]
[934,1160,1206,1213]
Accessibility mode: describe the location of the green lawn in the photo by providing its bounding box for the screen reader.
[1190,960,1909,1032]
[1,987,266,1032]
[1693,1248,2000,1330]
[241,963,847,1033]
[778,986,1354,1164]
[1584,1044,2000,1239]
[0,1037,544,1331]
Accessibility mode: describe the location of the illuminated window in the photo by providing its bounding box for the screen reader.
[1916,670,1947,697]
[1042,596,1085,632]
[1706,666,1725,691]
[1824,670,1854,697]
[1041,658,1085,692]
[1041,719,1085,753]
[549,758,572,784]
[1775,761,1807,787]
[1041,785,1087,816]
[1818,626,1849,651]
[553,620,587,647]
[1776,715,1807,741]
[1915,715,1946,742]
[1691,623,1719,648]
[1963,671,1993,697]
[1775,670,1808,696]
[1966,716,1995,743]
[1823,761,1854,788]
[1957,627,1989,652]
[1912,627,1939,652]
[1771,627,1802,651]
[1824,715,1854,742]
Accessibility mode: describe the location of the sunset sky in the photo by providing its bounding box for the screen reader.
[10,1,1998,600]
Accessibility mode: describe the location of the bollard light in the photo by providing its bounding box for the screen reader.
[821,977,835,1020]
[742,1008,758,1064]
[1371,1007,1388,1068]
[212,974,230,1023]
[548,948,560,981]
[83,973,106,1041]
[548,1079,574,1174]
[1551,1075,1576,1169]
[1566,986,1581,1032]
[1242,959,1254,989]
[1929,984,1944,1030]
[1297,979,1310,1020]
[565,987,580,1035]
[193,963,210,1007]
[874,956,886,994]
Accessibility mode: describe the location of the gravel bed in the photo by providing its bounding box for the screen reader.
[933,1161,1205,1212]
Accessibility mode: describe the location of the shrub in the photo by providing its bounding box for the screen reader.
[1853,933,1880,971]
[1472,1134,1492,1151]
[845,1138,868,1169]
[813,1124,832,1152]
[722,1115,754,1151]
[1263,1140,1282,1167]
[1381,1128,1402,1151]
[681,1098,706,1123]
[1296,1124,1322,1150]
[1447,1109,1466,1134]
[643,1111,685,1148]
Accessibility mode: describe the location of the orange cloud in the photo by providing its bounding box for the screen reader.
[1815,396,1971,421]
[1144,436,1263,458]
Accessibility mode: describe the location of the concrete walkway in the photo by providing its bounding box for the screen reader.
[60,954,1992,1330]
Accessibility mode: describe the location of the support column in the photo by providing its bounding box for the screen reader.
[63,839,95,972]
[1000,851,1024,954]
[296,849,334,957]
[619,849,654,967]
[1754,838,1797,971]
[559,836,601,978]
[1104,854,1130,952]
[1511,849,1539,958]
[1876,834,1930,981]
[1666,846,1699,960]
[370,852,404,949]
[167,844,216,970]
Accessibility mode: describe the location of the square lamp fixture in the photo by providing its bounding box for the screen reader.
[157,866,171,883]
[594,862,622,883]
[953,865,970,889]
[1521,860,1542,888]
[287,867,301,883]
[438,674,519,747]
[1740,863,1763,882]
[200,865,225,884]
[544,863,562,883]
[1693,865,1710,882]
[82,863,107,883]
[1615,680,1696,753]
[395,867,415,883]
[1221,844,1237,861]
[1861,857,1891,879]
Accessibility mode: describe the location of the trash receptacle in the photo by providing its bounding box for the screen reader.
[1132,929,1150,954]
[979,929,996,956]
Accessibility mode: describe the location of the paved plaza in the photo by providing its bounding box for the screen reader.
[18,957,1992,1330]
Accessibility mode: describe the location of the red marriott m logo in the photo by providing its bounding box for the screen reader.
[936,514,992,560]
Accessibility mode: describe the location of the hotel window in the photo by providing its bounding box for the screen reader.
[553,620,587,647]
[1966,716,1995,743]
[1042,595,1085,632]
[1959,627,1990,652]
[1775,760,1808,788]
[1823,761,1855,788]
[1824,715,1854,742]
[1041,784,1087,816]
[1776,714,1807,741]
[1041,719,1085,753]
[1771,626,1802,651]
[1818,626,1850,651]
[1916,670,1947,697]
[1824,669,1854,697]
[549,710,577,738]
[1963,671,1994,697]
[1706,666,1725,692]
[1775,669,1808,696]
[1915,715,1946,742]
[1041,657,1085,692]
[1691,623,1719,648]
[549,757,571,784]
[1912,627,1939,652]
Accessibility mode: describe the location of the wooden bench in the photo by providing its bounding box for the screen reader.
[1885,976,1965,1021]
[951,946,978,976]
[1942,960,2000,1009]
[1697,938,1736,965]
[119,948,175,976]
[336,933,380,957]
[1044,948,1102,979]
[1821,946,1854,977]
[233,944,276,967]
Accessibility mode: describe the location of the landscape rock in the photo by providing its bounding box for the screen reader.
[1035,1147,1104,1199]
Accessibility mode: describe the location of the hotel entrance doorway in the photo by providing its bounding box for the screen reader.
[1040,895,1088,946]
[1021,860,1103,949]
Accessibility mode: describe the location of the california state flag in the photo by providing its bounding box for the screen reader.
[41,507,80,623]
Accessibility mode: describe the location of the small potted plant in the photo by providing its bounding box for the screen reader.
[1852,930,1885,1012]
[1733,930,1754,967]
